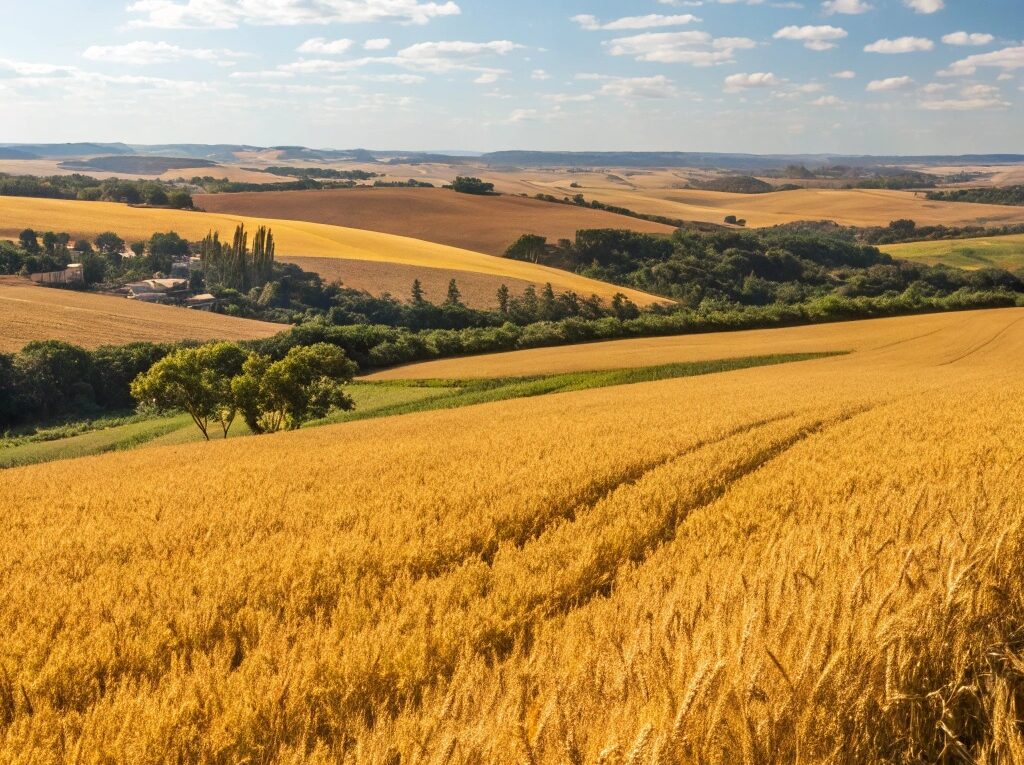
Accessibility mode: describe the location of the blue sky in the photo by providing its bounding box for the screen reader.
[1,0,1021,153]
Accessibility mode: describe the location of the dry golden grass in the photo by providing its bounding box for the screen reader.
[365,308,1007,380]
[0,279,282,351]
[196,188,675,257]
[518,185,1024,229]
[0,196,662,306]
[2,308,1024,762]
[282,255,544,308]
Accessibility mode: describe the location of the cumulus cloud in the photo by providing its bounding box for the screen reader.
[364,38,392,50]
[904,0,943,13]
[125,0,461,29]
[822,0,873,14]
[571,13,699,31]
[724,72,781,92]
[942,32,994,47]
[605,30,756,66]
[940,46,1024,76]
[811,95,843,106]
[864,37,934,54]
[597,74,677,99]
[531,69,551,80]
[866,75,914,91]
[82,40,246,66]
[832,70,856,78]
[919,84,1008,110]
[773,25,848,51]
[297,38,354,55]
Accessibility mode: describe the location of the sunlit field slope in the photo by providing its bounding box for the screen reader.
[0,197,663,306]
[881,233,1024,271]
[196,187,675,256]
[0,279,282,351]
[366,308,1015,379]
[2,307,1024,761]
[510,183,1024,229]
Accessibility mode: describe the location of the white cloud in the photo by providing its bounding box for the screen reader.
[942,32,994,47]
[362,73,425,83]
[364,38,392,50]
[598,75,677,99]
[940,46,1024,76]
[904,0,943,13]
[864,37,934,54]
[297,38,354,55]
[82,41,246,66]
[919,96,1008,110]
[571,13,699,31]
[773,25,848,51]
[832,70,856,78]
[398,40,521,59]
[605,31,756,66]
[125,0,461,29]
[866,75,914,91]
[531,69,551,80]
[822,0,873,14]
[811,95,843,105]
[724,72,781,92]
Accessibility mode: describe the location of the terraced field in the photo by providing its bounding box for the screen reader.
[0,278,282,352]
[881,233,1024,271]
[1,307,1023,762]
[0,197,662,306]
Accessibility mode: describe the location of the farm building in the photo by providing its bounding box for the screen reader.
[29,263,84,285]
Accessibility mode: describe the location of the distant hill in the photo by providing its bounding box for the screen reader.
[0,143,134,158]
[0,148,39,160]
[60,156,220,174]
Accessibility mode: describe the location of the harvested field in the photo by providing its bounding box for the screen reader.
[0,197,662,305]
[195,187,676,256]
[2,308,1024,761]
[283,256,542,308]
[0,279,282,351]
[881,233,1024,271]
[365,308,1017,379]
[513,185,1024,229]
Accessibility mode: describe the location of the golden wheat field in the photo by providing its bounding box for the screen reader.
[0,197,661,306]
[0,279,282,352]
[2,307,1024,762]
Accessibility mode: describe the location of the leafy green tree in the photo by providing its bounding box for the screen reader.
[18,229,39,253]
[496,284,510,314]
[444,279,462,307]
[410,279,426,306]
[505,234,547,263]
[147,231,189,275]
[14,340,95,419]
[80,250,107,284]
[168,191,193,209]
[450,176,495,195]
[232,343,356,435]
[130,342,247,440]
[95,232,125,255]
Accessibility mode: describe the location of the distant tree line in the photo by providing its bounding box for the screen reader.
[0,174,192,208]
[504,226,1024,308]
[4,286,1017,432]
[449,177,495,195]
[925,186,1024,207]
[252,167,380,181]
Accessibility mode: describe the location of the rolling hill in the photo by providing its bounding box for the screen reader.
[1,307,1022,761]
[0,196,665,306]
[0,278,282,351]
[194,187,676,257]
[880,234,1024,271]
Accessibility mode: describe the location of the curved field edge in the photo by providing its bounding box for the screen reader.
[0,196,665,306]
[364,306,1024,380]
[0,353,831,470]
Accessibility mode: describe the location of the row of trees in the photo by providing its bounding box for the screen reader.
[201,225,276,292]
[0,174,192,207]
[131,342,356,439]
